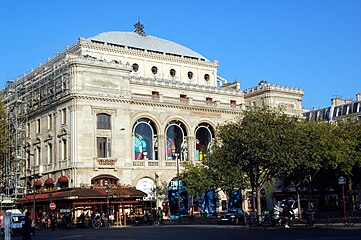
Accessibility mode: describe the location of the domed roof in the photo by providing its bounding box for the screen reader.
[88,31,207,61]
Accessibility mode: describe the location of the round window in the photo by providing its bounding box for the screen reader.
[187,71,194,80]
[151,66,158,75]
[132,63,139,72]
[204,74,210,82]
[170,69,176,77]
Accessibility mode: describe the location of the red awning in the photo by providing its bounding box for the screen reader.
[58,176,69,183]
[44,178,54,185]
[34,180,42,186]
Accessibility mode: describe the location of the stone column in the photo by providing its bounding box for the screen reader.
[157,134,165,166]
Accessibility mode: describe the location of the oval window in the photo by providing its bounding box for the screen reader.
[170,69,176,77]
[187,71,193,80]
[132,63,139,72]
[151,66,158,75]
[204,74,210,82]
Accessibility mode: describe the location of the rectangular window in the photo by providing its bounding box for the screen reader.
[62,139,67,161]
[26,123,30,137]
[353,103,358,113]
[97,137,111,158]
[180,94,187,99]
[62,108,67,124]
[337,107,342,116]
[342,106,348,115]
[152,91,159,96]
[230,100,236,105]
[36,119,41,134]
[97,114,111,129]
[47,114,52,130]
[35,146,41,166]
[47,143,53,164]
[206,97,213,102]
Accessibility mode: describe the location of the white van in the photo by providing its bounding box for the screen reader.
[1,212,35,236]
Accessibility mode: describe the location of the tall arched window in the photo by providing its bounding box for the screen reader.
[97,113,111,129]
[195,124,215,161]
[165,121,188,161]
[133,118,158,160]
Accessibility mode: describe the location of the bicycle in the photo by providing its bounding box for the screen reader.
[150,217,160,226]
[92,218,110,230]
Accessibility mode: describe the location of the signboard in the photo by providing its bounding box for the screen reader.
[49,202,56,211]
[136,177,156,201]
[338,176,346,185]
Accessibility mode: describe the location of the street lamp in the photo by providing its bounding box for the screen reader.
[32,148,37,223]
[27,149,36,222]
[174,152,181,223]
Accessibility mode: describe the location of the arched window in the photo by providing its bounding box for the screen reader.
[165,121,188,161]
[133,118,158,160]
[97,113,111,129]
[91,174,118,186]
[195,124,215,161]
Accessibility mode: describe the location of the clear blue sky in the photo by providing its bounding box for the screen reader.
[1,0,360,109]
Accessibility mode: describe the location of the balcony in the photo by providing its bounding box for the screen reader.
[132,160,159,167]
[94,158,117,169]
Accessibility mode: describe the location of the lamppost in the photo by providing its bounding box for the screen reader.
[28,149,36,222]
[174,152,180,223]
[30,148,37,224]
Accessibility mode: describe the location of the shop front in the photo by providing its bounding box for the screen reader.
[16,186,146,226]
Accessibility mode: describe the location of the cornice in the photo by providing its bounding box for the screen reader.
[74,94,242,115]
[78,38,218,69]
[130,76,244,97]
[243,83,304,97]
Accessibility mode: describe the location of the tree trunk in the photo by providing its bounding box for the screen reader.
[347,176,353,212]
[256,186,262,224]
[297,191,302,219]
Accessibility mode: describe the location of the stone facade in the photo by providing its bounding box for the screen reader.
[2,28,304,209]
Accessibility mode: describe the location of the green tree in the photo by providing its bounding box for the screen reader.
[333,117,361,211]
[180,161,215,199]
[280,120,335,217]
[214,106,297,221]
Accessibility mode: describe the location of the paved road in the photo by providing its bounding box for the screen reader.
[9,224,361,240]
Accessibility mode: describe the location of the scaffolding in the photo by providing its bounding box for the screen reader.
[1,55,72,200]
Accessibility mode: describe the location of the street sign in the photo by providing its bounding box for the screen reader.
[338,176,346,185]
[49,202,56,210]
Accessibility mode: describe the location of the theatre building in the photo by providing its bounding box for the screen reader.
[2,22,304,217]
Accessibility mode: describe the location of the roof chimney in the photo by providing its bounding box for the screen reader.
[357,93,361,101]
[331,97,343,106]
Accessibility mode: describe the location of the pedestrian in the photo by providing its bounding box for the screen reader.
[282,200,293,228]
[51,212,56,231]
[308,201,315,227]
[22,212,32,240]
[44,213,49,229]
[157,207,163,224]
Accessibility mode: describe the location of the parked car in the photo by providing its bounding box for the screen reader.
[217,208,245,225]
[1,213,35,236]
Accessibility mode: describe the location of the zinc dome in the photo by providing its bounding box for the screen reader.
[89,31,207,61]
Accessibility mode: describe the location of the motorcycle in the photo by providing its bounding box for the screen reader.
[271,205,283,226]
[271,203,295,227]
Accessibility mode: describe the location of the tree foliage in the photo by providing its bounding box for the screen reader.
[180,105,361,215]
